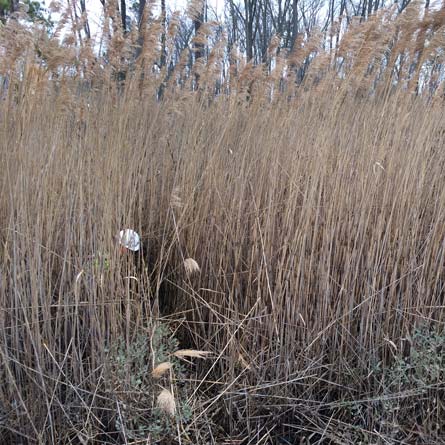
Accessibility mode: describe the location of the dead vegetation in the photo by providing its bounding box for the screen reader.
[1,2,445,444]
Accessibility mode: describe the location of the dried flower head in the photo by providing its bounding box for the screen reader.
[156,388,176,416]
[152,362,173,379]
[184,258,200,277]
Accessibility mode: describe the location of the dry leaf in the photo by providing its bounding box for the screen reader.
[173,349,211,359]
[74,270,84,299]
[75,270,84,283]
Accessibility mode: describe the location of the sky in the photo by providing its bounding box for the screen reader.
[84,0,224,40]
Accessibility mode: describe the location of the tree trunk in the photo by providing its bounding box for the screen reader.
[244,0,254,61]
[134,0,147,58]
[329,0,334,51]
[261,1,267,63]
[138,0,146,29]
[120,0,127,33]
[79,0,91,39]
[160,0,166,67]
[290,0,299,50]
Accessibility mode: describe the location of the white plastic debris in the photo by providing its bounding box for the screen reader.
[118,229,141,252]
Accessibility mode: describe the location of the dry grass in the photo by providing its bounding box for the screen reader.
[1,4,445,444]
[173,350,211,359]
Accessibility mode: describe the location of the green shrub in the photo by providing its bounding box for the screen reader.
[104,324,192,442]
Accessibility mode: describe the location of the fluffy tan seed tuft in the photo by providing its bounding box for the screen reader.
[152,362,173,379]
[156,388,176,416]
[184,258,201,277]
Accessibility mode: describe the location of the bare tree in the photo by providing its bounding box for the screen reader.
[193,0,205,62]
[290,0,299,49]
[120,0,127,32]
[79,0,91,39]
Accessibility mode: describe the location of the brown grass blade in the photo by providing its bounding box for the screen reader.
[173,349,211,359]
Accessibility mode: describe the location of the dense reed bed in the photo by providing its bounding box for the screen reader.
[1,3,445,443]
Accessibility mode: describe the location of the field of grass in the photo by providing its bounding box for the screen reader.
[1,5,445,444]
